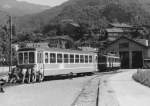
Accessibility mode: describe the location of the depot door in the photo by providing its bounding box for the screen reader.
[132,51,143,68]
[119,51,129,69]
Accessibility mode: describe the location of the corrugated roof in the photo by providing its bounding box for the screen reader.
[70,22,80,27]
[18,47,96,54]
[107,36,148,48]
[106,28,124,33]
[48,35,73,42]
[110,23,133,28]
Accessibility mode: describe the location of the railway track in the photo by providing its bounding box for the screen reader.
[71,75,101,106]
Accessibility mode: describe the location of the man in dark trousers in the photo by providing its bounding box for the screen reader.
[0,80,5,93]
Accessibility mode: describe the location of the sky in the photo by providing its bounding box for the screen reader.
[17,0,68,7]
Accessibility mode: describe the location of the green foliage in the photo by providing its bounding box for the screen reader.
[7,0,150,49]
[14,0,150,32]
[132,69,150,87]
[0,28,11,65]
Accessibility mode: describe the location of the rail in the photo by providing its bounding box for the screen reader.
[96,80,100,106]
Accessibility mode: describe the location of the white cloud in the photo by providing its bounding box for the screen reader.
[17,0,68,6]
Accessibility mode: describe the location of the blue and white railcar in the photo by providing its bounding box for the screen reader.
[16,47,97,83]
[98,53,120,71]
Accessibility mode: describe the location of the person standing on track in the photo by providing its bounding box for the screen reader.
[0,80,5,93]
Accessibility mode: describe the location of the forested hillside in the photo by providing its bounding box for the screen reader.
[0,0,50,25]
[1,0,150,65]
[15,0,150,32]
[0,0,50,16]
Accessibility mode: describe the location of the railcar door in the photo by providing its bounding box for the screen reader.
[37,52,44,79]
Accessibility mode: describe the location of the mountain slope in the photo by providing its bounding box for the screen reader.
[15,0,150,32]
[0,0,50,16]
[139,0,150,13]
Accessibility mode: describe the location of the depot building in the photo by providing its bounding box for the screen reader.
[105,36,150,69]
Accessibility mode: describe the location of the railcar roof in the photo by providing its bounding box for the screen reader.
[99,54,120,58]
[18,47,96,54]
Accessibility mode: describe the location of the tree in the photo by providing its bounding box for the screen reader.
[0,28,10,65]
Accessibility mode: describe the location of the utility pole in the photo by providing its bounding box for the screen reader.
[8,15,12,73]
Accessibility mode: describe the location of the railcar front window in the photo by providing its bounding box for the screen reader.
[29,52,35,63]
[99,55,106,63]
[24,53,28,64]
[45,53,49,63]
[37,53,43,63]
[18,53,23,64]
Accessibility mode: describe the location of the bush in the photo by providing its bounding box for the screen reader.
[132,69,150,87]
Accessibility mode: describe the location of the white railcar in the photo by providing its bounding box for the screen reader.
[98,53,121,71]
[15,47,97,83]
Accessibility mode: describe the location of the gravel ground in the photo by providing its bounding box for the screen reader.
[0,75,96,106]
[72,76,100,106]
[110,69,150,106]
[98,74,119,106]
[0,70,138,106]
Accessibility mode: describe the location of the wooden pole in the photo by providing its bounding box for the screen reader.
[9,15,12,72]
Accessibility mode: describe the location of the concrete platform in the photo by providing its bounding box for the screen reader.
[109,69,150,106]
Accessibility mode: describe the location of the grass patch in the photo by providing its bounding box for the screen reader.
[132,69,150,87]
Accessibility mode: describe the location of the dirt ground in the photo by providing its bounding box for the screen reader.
[98,74,120,106]
[0,75,95,106]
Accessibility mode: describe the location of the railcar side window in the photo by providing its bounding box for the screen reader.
[57,54,62,63]
[50,53,56,63]
[24,52,28,64]
[29,52,35,63]
[45,53,49,63]
[70,54,74,63]
[89,56,92,63]
[18,53,23,64]
[75,55,79,63]
[80,55,84,63]
[85,55,88,63]
[64,54,68,63]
